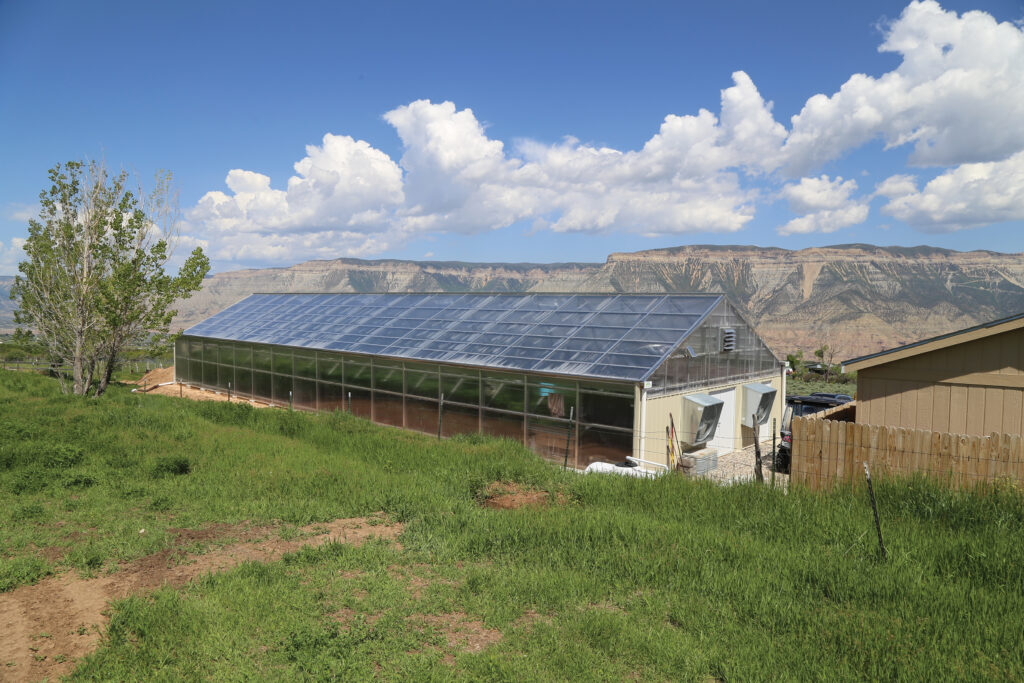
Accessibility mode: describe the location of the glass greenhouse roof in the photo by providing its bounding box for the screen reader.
[183,293,723,382]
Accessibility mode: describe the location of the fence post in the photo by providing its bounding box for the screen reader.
[863,462,887,560]
[437,393,444,440]
[752,414,763,483]
[771,418,776,487]
[562,406,575,471]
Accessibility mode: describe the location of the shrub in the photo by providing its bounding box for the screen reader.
[152,455,192,478]
[63,473,98,489]
[9,470,49,495]
[0,556,49,592]
[41,443,84,469]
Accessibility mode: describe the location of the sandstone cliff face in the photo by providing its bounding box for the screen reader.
[175,245,1024,358]
[7,245,1022,359]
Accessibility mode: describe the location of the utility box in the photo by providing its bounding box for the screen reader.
[741,382,777,427]
[679,447,719,476]
[679,393,724,447]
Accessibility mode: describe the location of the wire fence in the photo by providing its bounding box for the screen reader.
[1,358,168,376]
[791,416,1024,491]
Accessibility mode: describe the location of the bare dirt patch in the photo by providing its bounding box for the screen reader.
[131,366,175,386]
[480,481,561,510]
[416,612,503,655]
[0,515,402,682]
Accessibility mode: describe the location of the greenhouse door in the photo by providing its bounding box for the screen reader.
[707,388,735,454]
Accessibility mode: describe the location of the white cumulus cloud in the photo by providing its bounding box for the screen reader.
[879,150,1024,231]
[779,176,870,235]
[182,2,1024,264]
[783,0,1024,174]
[0,237,26,275]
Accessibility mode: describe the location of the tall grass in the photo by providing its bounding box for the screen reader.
[2,368,1023,680]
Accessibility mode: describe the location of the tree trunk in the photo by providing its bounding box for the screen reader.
[72,335,85,395]
[95,355,116,396]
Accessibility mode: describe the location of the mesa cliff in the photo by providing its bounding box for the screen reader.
[6,243,1024,359]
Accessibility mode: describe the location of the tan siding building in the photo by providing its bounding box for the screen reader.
[844,314,1024,437]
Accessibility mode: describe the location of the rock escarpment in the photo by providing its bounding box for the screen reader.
[9,245,1022,359]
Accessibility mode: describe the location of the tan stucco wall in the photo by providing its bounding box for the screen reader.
[857,327,1024,436]
[633,372,784,472]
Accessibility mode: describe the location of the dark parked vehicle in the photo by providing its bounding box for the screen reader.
[775,393,853,474]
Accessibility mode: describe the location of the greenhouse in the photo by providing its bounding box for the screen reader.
[175,292,785,471]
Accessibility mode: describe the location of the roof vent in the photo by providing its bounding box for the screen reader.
[721,328,736,352]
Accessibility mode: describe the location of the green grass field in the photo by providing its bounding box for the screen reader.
[2,368,1023,680]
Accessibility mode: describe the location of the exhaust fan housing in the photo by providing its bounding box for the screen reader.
[680,393,724,448]
[741,382,777,427]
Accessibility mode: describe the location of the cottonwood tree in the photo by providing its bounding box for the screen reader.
[12,160,209,396]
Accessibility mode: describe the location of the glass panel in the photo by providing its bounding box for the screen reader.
[442,370,480,405]
[217,364,232,391]
[175,337,188,361]
[202,362,217,386]
[579,425,633,470]
[293,378,317,411]
[440,403,480,438]
[318,353,343,383]
[483,372,525,412]
[346,358,372,388]
[318,381,346,412]
[235,366,252,398]
[580,391,634,429]
[482,410,524,442]
[374,391,403,427]
[189,359,202,383]
[218,343,234,365]
[253,347,273,372]
[175,357,189,383]
[527,416,574,466]
[349,387,372,418]
[273,347,293,375]
[374,361,403,393]
[236,343,252,367]
[183,293,724,382]
[294,352,317,379]
[406,398,439,434]
[406,369,439,399]
[527,380,577,419]
[273,373,293,405]
[253,371,273,402]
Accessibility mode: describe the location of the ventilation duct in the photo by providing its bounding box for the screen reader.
[741,382,776,427]
[721,328,736,352]
[679,393,724,448]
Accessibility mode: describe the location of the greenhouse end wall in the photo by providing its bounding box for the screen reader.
[174,336,635,469]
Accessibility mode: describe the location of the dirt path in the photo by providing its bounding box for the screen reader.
[0,515,403,682]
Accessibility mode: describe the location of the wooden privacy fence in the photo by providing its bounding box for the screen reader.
[791,416,1024,490]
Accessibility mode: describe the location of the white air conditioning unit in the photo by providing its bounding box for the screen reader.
[679,393,724,448]
[741,382,776,427]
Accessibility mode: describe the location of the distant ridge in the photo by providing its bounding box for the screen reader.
[4,245,1024,357]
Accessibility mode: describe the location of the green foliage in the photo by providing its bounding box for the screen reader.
[0,556,49,592]
[152,455,192,478]
[10,160,210,396]
[787,376,854,397]
[1,369,1023,680]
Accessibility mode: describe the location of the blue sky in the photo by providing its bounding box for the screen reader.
[1,0,1023,274]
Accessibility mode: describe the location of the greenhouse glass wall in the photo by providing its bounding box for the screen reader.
[175,292,783,470]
